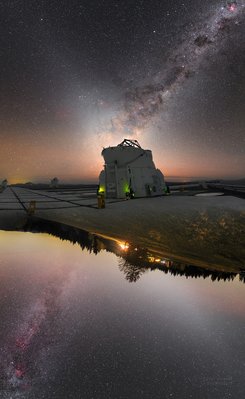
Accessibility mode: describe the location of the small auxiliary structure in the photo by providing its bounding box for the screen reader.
[1,179,8,189]
[50,177,59,188]
[99,139,166,199]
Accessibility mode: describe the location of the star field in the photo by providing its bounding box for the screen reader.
[1,231,245,398]
[0,0,245,182]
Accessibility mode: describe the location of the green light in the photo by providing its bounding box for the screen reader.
[123,182,130,194]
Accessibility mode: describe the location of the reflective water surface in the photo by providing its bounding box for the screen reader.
[0,230,245,399]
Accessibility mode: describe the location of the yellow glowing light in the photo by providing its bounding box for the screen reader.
[147,255,163,263]
[98,185,105,193]
[119,242,129,251]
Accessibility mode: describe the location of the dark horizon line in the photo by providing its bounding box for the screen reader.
[6,175,245,185]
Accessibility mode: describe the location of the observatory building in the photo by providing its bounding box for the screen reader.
[99,139,166,199]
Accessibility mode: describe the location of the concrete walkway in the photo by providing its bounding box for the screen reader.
[1,186,244,271]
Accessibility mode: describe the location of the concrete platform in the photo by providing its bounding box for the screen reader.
[0,186,244,271]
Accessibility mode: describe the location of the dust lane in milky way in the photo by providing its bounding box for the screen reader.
[0,0,245,182]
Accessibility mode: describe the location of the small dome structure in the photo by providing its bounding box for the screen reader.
[1,179,8,189]
[50,177,59,188]
[99,139,166,199]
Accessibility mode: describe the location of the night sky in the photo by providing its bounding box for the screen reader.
[1,230,245,398]
[1,0,245,183]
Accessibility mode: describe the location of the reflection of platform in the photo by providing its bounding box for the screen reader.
[23,218,243,284]
[1,186,244,271]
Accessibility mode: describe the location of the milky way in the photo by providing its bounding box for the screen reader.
[1,230,245,398]
[1,0,244,181]
[110,1,245,136]
[0,286,62,398]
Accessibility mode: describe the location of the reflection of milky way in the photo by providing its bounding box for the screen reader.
[111,1,245,135]
[0,286,61,398]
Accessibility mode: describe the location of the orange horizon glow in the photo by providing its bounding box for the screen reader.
[4,171,244,185]
[1,133,244,184]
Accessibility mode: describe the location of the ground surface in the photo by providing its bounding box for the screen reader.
[0,187,244,271]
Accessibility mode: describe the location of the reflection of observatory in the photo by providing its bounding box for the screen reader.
[99,139,166,199]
